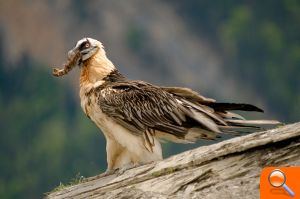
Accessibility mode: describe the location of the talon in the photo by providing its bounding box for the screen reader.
[96,168,118,178]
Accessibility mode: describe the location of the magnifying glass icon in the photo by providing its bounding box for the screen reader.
[268,169,295,197]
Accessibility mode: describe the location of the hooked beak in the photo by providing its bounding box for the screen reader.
[68,49,76,60]
[67,47,82,67]
[68,47,79,60]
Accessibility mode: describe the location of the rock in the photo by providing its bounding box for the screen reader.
[47,122,300,199]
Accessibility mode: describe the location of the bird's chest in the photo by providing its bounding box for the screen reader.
[79,90,116,139]
[80,92,105,124]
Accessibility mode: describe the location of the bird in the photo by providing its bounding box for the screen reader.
[53,37,280,173]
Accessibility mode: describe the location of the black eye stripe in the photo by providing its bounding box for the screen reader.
[79,41,90,51]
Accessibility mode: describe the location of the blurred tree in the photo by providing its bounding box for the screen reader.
[0,38,106,198]
[172,0,300,122]
[1,1,300,198]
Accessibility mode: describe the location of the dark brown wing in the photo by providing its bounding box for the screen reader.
[161,86,216,104]
[97,81,280,149]
[97,81,220,140]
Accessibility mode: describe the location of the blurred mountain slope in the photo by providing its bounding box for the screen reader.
[0,1,299,198]
[0,0,263,102]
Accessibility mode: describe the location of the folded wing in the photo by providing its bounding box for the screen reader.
[97,82,281,151]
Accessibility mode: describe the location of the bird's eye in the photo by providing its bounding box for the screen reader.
[85,43,90,48]
[79,41,91,51]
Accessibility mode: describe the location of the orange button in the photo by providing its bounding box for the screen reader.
[269,169,286,187]
[261,167,300,198]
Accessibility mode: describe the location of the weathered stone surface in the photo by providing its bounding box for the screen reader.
[47,123,300,199]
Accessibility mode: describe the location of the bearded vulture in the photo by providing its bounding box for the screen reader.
[53,38,280,173]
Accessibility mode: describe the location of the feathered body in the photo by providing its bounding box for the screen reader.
[79,52,163,170]
[53,38,280,172]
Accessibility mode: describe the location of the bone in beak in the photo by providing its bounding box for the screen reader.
[52,49,81,77]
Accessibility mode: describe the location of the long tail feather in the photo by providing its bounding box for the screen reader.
[218,119,282,135]
[209,103,264,112]
[225,119,282,126]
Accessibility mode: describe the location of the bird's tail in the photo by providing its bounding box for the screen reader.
[162,86,282,141]
[182,102,282,141]
[210,102,282,134]
[219,118,281,135]
[183,114,281,142]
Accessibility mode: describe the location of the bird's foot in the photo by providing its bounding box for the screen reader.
[115,165,134,176]
[115,162,150,176]
[97,168,118,178]
[97,162,153,178]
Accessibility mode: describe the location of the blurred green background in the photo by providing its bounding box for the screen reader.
[0,0,299,198]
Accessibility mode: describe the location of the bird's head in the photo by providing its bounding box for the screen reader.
[71,37,104,64]
[53,37,111,77]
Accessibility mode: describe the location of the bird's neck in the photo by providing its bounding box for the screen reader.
[79,52,125,94]
[80,52,116,85]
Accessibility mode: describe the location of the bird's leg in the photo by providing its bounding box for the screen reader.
[105,138,124,172]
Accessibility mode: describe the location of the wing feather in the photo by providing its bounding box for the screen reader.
[98,81,192,139]
[95,80,280,147]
